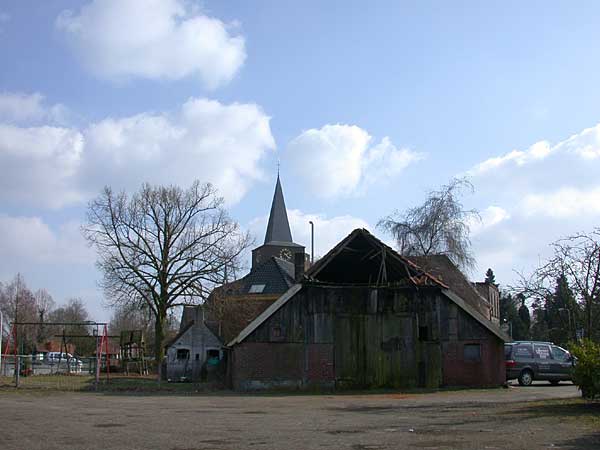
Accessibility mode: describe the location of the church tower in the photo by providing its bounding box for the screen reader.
[251,175,305,268]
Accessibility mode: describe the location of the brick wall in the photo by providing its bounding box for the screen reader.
[442,338,505,386]
[232,342,304,390]
[231,342,335,390]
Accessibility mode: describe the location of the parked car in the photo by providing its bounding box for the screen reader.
[45,352,83,368]
[505,341,576,386]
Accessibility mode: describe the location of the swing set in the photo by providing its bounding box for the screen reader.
[1,320,111,388]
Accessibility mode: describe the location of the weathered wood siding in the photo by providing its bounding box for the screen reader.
[230,284,504,390]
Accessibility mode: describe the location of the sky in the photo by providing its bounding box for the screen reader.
[1,0,600,321]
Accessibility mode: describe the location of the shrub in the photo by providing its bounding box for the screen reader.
[570,339,600,400]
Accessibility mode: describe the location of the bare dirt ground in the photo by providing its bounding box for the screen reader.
[0,382,598,450]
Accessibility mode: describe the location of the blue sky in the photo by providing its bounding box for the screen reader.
[1,0,600,320]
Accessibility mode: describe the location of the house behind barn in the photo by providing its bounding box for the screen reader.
[166,174,308,381]
[227,228,508,390]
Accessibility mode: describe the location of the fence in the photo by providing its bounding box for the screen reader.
[0,353,113,390]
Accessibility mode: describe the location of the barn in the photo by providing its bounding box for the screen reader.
[227,228,507,390]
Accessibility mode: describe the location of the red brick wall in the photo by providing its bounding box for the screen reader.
[306,343,335,384]
[231,342,335,390]
[442,338,505,386]
[231,342,304,390]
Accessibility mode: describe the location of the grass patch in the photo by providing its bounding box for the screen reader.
[514,398,600,425]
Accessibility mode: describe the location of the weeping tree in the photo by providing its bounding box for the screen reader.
[378,177,479,270]
[83,181,251,374]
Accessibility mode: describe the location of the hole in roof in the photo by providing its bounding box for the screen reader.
[312,233,412,284]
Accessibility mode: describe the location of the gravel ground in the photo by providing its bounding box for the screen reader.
[0,382,598,450]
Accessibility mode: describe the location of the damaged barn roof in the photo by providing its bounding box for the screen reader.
[228,228,508,346]
[305,228,448,288]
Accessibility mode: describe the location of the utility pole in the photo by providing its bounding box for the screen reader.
[309,221,314,264]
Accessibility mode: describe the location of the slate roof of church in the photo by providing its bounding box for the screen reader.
[264,174,299,245]
[236,257,295,295]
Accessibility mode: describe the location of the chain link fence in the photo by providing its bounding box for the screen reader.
[0,354,106,390]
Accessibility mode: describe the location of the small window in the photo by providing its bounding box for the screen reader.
[534,344,552,360]
[464,344,481,362]
[419,326,429,341]
[249,284,266,293]
[176,349,190,360]
[195,353,200,361]
[206,349,220,365]
[270,326,285,341]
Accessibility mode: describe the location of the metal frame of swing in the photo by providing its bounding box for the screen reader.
[1,321,111,389]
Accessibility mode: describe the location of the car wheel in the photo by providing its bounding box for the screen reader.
[518,369,533,386]
[550,380,560,386]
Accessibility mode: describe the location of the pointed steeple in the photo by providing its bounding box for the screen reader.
[264,174,293,244]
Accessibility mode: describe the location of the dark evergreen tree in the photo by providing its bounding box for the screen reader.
[500,293,527,340]
[517,294,531,340]
[485,268,496,285]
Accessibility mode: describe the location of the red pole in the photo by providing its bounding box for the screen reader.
[103,324,110,381]
[12,325,18,387]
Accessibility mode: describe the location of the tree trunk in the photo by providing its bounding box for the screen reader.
[154,310,166,381]
[586,296,592,341]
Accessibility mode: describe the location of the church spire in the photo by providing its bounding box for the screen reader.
[264,174,293,244]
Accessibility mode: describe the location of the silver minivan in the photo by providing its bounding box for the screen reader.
[505,341,575,386]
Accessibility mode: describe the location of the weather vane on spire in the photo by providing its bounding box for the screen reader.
[277,157,280,176]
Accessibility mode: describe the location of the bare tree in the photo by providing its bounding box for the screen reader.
[83,181,251,370]
[514,229,600,341]
[378,178,479,270]
[0,274,38,350]
[34,288,55,343]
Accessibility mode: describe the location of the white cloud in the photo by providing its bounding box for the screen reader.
[56,0,246,88]
[249,209,371,258]
[469,123,600,177]
[0,216,92,266]
[0,124,84,208]
[468,140,552,175]
[0,97,274,208]
[470,206,510,236]
[81,98,275,204]
[286,124,422,198]
[521,187,600,219]
[0,92,68,124]
[467,121,600,287]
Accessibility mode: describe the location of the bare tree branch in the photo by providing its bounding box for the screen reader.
[82,181,252,367]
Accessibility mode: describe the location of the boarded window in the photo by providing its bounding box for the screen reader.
[464,344,481,362]
[176,349,190,360]
[249,284,266,293]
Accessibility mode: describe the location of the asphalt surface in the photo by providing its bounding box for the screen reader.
[0,382,598,450]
